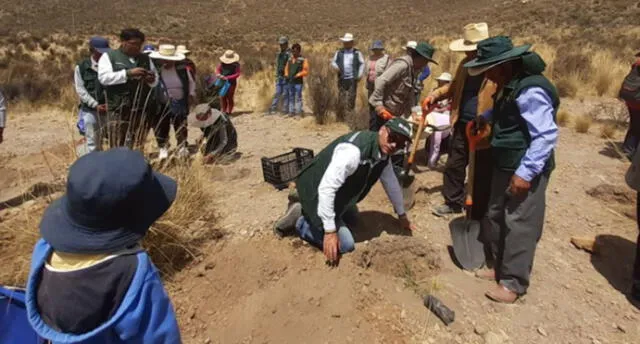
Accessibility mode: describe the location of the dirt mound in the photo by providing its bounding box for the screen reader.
[357,236,441,283]
[586,183,636,219]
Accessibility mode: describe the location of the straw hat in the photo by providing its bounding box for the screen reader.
[340,33,354,42]
[449,23,490,52]
[149,44,185,61]
[220,50,240,64]
[188,103,223,128]
[176,45,191,55]
[436,72,453,82]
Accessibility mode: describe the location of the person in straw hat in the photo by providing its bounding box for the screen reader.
[466,36,559,303]
[25,148,181,343]
[216,50,241,114]
[331,33,365,113]
[98,28,159,149]
[423,23,496,219]
[188,102,238,164]
[176,44,196,78]
[150,44,196,159]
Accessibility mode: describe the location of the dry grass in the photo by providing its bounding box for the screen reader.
[307,54,337,124]
[556,110,572,127]
[599,123,617,139]
[574,115,593,133]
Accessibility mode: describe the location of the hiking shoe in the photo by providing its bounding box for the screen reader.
[159,148,169,160]
[432,204,462,217]
[273,202,302,238]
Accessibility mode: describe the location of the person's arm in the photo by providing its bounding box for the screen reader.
[330,51,339,71]
[98,53,128,86]
[296,59,309,78]
[74,65,99,109]
[379,161,406,216]
[317,143,361,232]
[357,51,365,79]
[215,64,222,76]
[209,123,229,157]
[147,60,159,88]
[369,60,404,109]
[0,90,5,128]
[514,87,558,182]
[284,60,290,78]
[225,64,241,81]
[187,69,197,98]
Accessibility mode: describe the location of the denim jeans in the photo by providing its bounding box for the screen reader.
[295,207,359,253]
[288,83,303,115]
[80,108,103,154]
[269,77,289,112]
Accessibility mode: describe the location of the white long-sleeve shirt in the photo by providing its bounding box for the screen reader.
[97,53,159,88]
[331,49,365,80]
[160,66,196,101]
[0,89,6,128]
[74,57,100,109]
[317,142,405,232]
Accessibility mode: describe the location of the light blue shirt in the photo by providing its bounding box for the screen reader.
[482,86,558,181]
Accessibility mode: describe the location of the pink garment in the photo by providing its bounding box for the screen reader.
[426,111,451,168]
[367,60,377,83]
[215,63,241,81]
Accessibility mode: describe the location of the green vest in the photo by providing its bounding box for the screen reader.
[104,49,156,112]
[296,131,388,230]
[77,58,104,111]
[491,74,560,172]
[287,57,305,85]
[276,50,290,78]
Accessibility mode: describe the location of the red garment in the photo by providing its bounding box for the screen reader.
[221,83,237,114]
[215,63,241,81]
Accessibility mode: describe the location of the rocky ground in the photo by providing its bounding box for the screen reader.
[1,102,639,343]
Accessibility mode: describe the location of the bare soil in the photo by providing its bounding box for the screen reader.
[1,104,639,344]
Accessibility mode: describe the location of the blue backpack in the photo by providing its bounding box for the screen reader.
[0,286,46,343]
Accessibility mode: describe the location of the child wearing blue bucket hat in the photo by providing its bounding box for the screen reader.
[25,148,181,343]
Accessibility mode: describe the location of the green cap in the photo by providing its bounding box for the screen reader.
[463,36,531,76]
[414,42,438,65]
[384,117,413,141]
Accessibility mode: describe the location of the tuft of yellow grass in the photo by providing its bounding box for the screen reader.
[599,123,617,139]
[574,115,592,133]
[556,110,571,127]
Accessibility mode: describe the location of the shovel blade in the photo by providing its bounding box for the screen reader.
[449,217,485,271]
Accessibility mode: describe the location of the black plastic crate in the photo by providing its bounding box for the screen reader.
[261,148,314,189]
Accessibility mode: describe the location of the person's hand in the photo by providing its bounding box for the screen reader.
[0,127,4,144]
[128,67,148,78]
[508,175,531,198]
[471,116,489,136]
[144,72,155,84]
[421,95,435,111]
[376,106,393,120]
[399,214,416,231]
[96,104,107,113]
[323,232,340,266]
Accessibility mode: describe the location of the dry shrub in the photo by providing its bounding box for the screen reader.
[600,123,617,139]
[346,87,370,131]
[307,54,337,124]
[574,115,592,133]
[556,110,571,127]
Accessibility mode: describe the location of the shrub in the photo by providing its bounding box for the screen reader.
[307,54,337,125]
[555,76,578,98]
[556,110,571,127]
[574,115,592,133]
[600,123,617,139]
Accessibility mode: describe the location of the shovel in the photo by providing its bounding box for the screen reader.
[398,104,436,210]
[450,120,490,271]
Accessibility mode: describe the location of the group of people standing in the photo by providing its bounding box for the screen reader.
[74,28,241,161]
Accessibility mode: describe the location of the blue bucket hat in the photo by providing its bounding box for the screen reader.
[142,44,156,54]
[89,36,110,53]
[370,40,385,51]
[39,148,177,254]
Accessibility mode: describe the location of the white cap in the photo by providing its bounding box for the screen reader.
[404,41,417,50]
[436,72,453,82]
[340,33,354,42]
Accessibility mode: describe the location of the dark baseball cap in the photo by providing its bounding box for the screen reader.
[89,36,111,53]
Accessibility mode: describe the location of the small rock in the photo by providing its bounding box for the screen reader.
[204,338,212,344]
[615,324,626,333]
[474,325,488,336]
[363,280,371,286]
[400,309,407,319]
[189,310,197,319]
[204,262,216,270]
[331,313,341,318]
[537,327,548,337]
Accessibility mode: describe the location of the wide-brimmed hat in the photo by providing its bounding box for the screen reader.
[340,33,354,42]
[449,23,490,52]
[176,45,191,55]
[385,117,413,142]
[220,50,240,64]
[149,44,186,61]
[39,148,177,254]
[188,103,223,128]
[436,72,453,82]
[464,36,531,76]
[414,42,438,65]
[370,40,385,50]
[278,36,289,45]
[89,36,110,53]
[404,41,417,51]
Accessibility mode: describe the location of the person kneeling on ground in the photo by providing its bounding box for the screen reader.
[26,148,181,343]
[274,118,417,265]
[188,102,238,164]
[466,36,559,304]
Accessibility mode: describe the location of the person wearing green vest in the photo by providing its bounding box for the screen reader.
[98,28,159,149]
[331,33,365,113]
[150,44,196,160]
[273,118,417,265]
[74,36,110,153]
[283,43,309,116]
[465,36,559,303]
[268,36,291,114]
